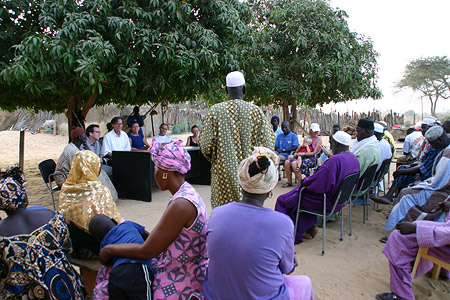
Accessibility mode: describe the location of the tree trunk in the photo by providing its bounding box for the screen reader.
[290,97,297,133]
[64,93,98,142]
[282,100,289,123]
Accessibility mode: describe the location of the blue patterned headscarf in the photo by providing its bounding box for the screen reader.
[150,140,191,174]
[0,164,27,211]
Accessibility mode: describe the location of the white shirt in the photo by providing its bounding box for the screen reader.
[102,130,131,156]
[377,139,393,170]
[402,131,424,158]
[153,135,174,144]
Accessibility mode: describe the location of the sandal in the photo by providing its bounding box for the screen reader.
[379,236,388,244]
[302,232,313,239]
[281,182,293,188]
[375,292,407,300]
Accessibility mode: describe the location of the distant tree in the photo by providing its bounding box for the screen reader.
[0,0,250,130]
[397,56,450,117]
[244,0,381,128]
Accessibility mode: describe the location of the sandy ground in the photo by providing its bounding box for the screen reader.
[1,130,449,300]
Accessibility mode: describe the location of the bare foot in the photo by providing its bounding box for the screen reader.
[370,196,392,205]
[308,226,319,239]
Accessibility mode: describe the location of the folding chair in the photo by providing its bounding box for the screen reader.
[349,164,378,233]
[38,159,67,210]
[294,172,359,255]
[371,158,392,210]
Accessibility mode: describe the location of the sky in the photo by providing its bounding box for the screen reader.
[319,0,450,115]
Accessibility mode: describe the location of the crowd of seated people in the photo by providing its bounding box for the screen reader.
[4,105,450,300]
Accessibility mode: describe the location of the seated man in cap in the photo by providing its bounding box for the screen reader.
[199,71,275,208]
[351,118,381,195]
[382,126,450,234]
[374,123,393,170]
[275,131,360,244]
[271,115,283,138]
[55,126,89,187]
[371,124,442,205]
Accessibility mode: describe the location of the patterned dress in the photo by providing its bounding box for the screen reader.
[199,99,275,208]
[0,211,86,299]
[152,182,208,300]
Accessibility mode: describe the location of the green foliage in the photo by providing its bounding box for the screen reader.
[396,56,450,117]
[172,119,190,134]
[0,0,251,114]
[244,0,381,107]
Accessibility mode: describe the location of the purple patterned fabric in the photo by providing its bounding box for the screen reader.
[150,139,191,174]
[152,182,208,299]
[92,266,112,300]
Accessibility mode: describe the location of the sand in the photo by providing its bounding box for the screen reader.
[1,130,448,300]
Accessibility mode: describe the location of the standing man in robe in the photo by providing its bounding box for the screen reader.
[199,71,275,208]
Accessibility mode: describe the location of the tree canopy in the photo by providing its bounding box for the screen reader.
[396,56,450,117]
[244,0,381,123]
[0,0,251,126]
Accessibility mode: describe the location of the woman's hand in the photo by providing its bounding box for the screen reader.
[438,201,450,213]
[99,246,113,266]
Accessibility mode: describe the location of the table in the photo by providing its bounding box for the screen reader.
[112,148,211,202]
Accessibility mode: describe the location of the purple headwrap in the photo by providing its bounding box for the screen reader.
[150,139,191,174]
[0,164,27,211]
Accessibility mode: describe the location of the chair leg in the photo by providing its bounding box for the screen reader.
[431,264,442,280]
[322,196,326,256]
[363,194,366,224]
[349,198,353,236]
[340,210,344,241]
[51,192,56,211]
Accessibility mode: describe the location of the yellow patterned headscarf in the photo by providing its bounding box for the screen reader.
[59,150,121,232]
[238,147,280,194]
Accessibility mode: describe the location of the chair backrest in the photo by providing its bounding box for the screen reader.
[38,159,57,184]
[375,158,391,183]
[358,164,378,191]
[333,172,360,206]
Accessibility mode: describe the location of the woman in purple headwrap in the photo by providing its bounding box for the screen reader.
[99,140,208,300]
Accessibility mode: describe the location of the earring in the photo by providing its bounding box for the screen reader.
[162,173,168,179]
[269,191,273,198]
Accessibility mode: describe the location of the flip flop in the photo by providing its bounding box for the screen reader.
[281,183,293,188]
[302,232,313,239]
[380,236,388,244]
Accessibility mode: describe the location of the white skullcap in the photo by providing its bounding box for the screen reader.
[376,121,387,128]
[226,71,245,87]
[422,116,441,126]
[424,125,443,141]
[333,131,351,146]
[374,123,384,133]
[415,121,422,130]
[310,123,320,132]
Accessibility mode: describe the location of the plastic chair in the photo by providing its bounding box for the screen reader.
[38,159,67,210]
[371,158,392,209]
[349,164,378,232]
[411,246,450,280]
[294,172,359,255]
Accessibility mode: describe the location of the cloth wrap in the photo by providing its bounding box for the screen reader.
[238,147,280,194]
[150,139,191,174]
[0,164,26,211]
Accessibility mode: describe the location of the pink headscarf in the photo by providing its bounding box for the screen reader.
[150,139,191,174]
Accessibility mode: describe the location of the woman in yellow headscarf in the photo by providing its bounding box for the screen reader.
[59,150,121,259]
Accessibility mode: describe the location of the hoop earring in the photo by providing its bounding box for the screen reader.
[162,173,168,179]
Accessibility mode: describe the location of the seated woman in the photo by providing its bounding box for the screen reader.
[283,137,313,187]
[186,125,200,146]
[99,140,208,300]
[0,165,86,299]
[297,123,322,177]
[59,150,122,259]
[204,147,314,300]
[128,121,151,150]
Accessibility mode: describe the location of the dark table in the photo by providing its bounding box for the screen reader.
[112,148,211,202]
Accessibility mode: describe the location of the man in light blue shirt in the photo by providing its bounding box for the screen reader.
[275,121,299,164]
[271,116,283,138]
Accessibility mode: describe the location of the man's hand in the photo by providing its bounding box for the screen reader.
[396,222,417,235]
[98,246,113,266]
[438,201,450,213]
